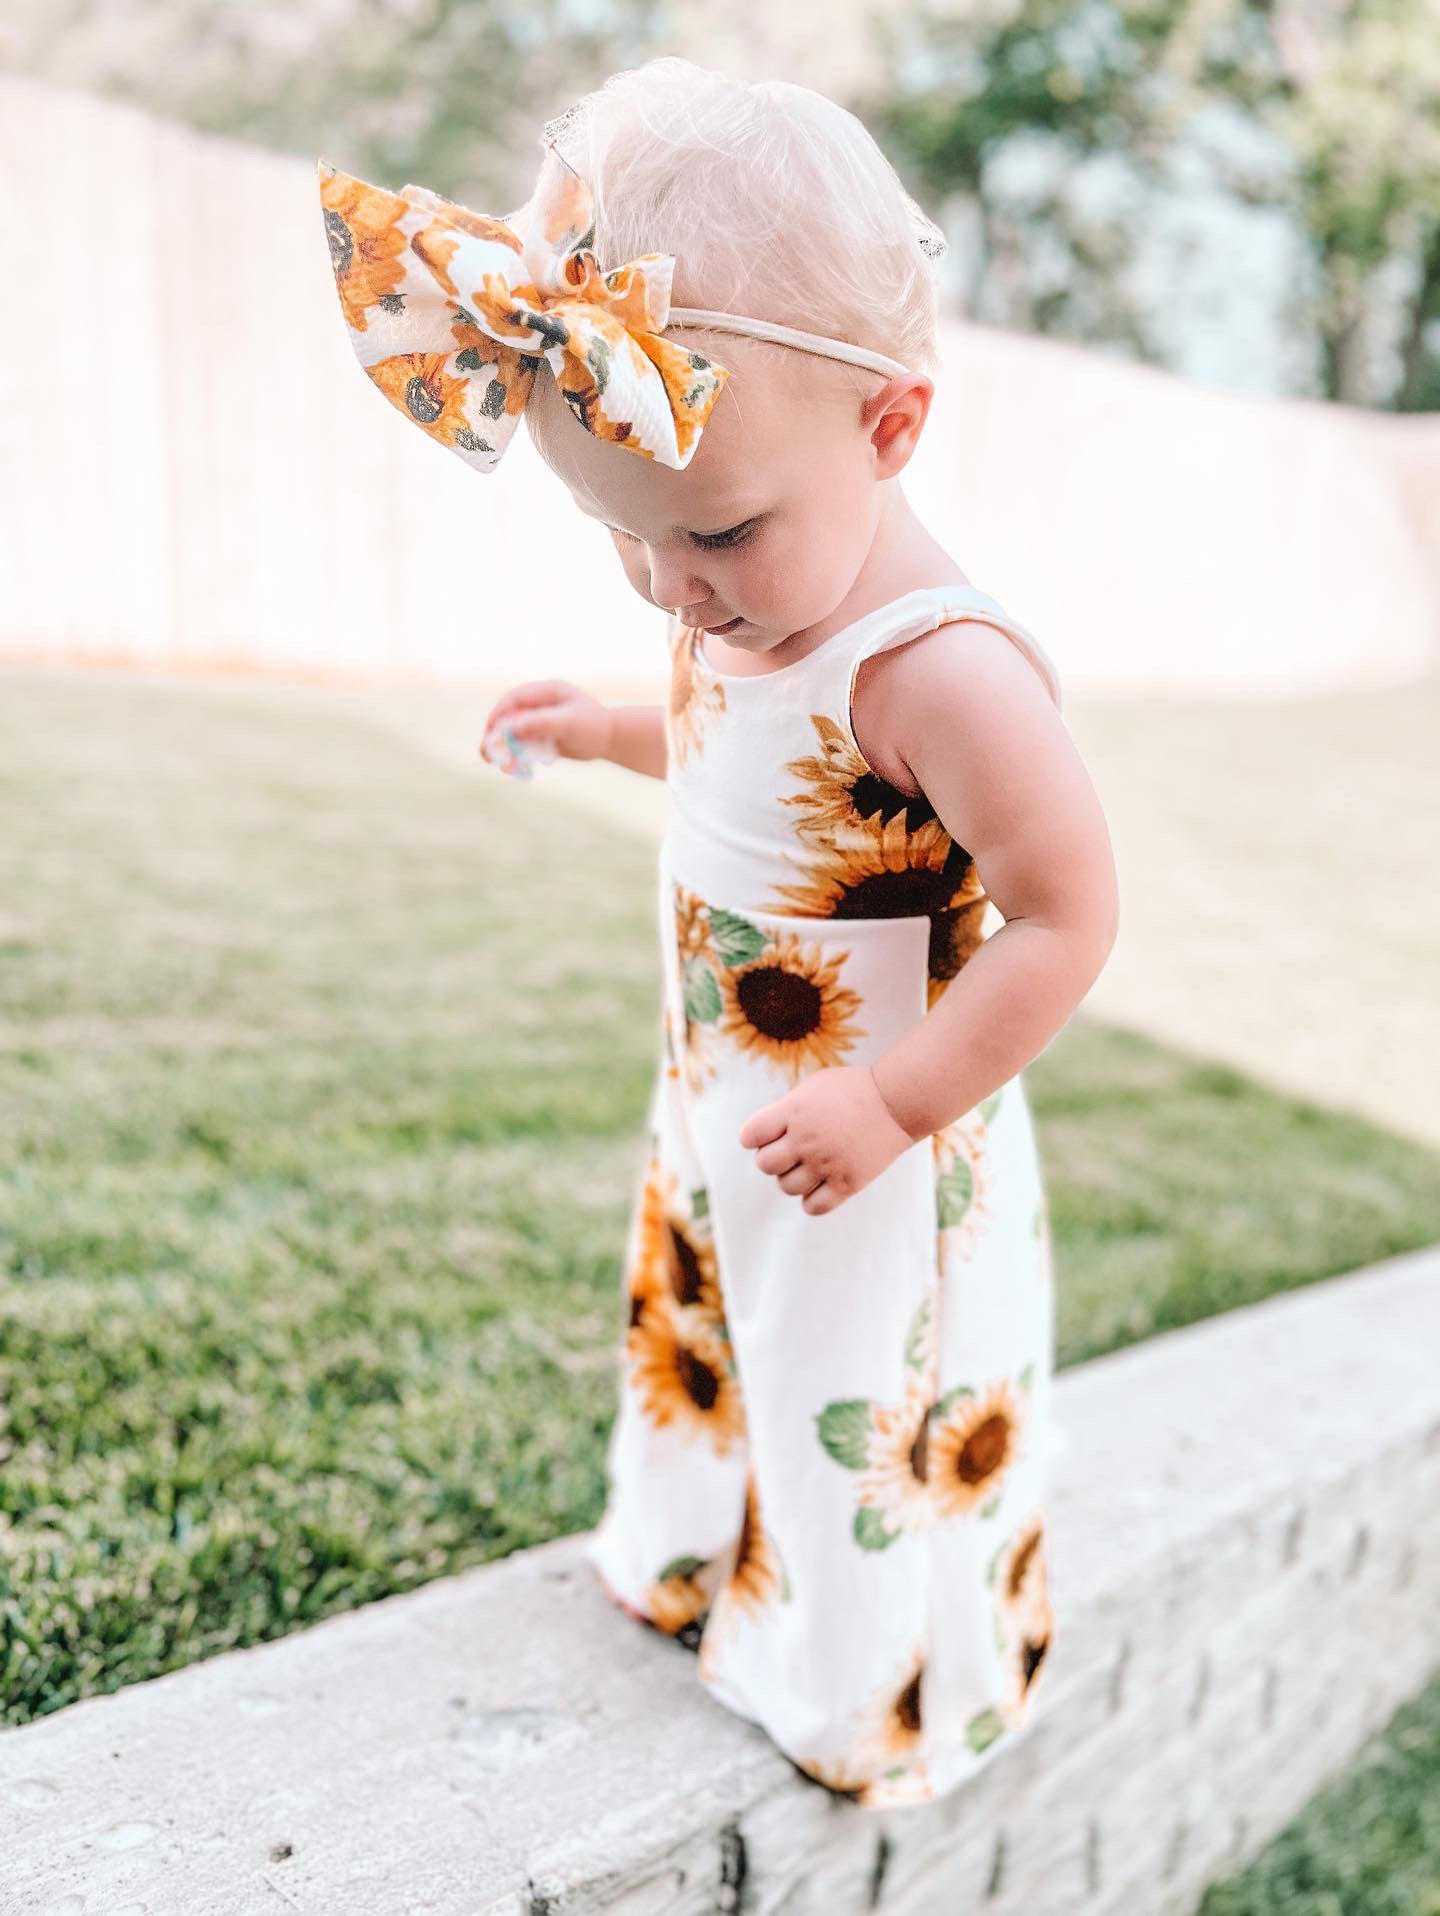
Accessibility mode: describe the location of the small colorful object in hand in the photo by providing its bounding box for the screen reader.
[483,721,558,779]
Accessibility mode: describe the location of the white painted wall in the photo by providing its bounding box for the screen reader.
[3,71,1437,698]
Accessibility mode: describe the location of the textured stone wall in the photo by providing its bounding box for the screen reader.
[3,1245,1437,1913]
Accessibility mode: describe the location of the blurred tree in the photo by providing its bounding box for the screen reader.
[868,0,1440,407]
[5,0,1435,403]
[0,0,666,209]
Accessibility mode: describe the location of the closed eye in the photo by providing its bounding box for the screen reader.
[606,521,756,551]
[692,521,755,551]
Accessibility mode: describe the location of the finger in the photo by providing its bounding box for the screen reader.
[802,1181,839,1215]
[504,708,562,738]
[507,681,573,708]
[778,1163,822,1196]
[739,1107,788,1150]
[753,1142,802,1176]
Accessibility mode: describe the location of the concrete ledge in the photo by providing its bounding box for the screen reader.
[4,1247,1439,1915]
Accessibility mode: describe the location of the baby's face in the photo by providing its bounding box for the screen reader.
[527,339,926,655]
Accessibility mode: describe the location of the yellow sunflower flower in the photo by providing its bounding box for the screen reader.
[644,1553,717,1638]
[626,1300,746,1456]
[667,626,727,767]
[815,1293,940,1550]
[997,1587,1054,1728]
[767,811,987,924]
[727,1473,788,1620]
[780,712,945,841]
[365,352,489,455]
[853,1645,928,1774]
[993,1509,1052,1633]
[719,930,867,1084]
[319,169,411,333]
[624,1153,726,1333]
[925,894,992,1007]
[927,1379,1026,1520]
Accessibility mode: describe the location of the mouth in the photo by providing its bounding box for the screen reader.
[702,615,743,635]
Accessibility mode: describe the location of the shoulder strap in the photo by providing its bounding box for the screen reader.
[850,584,1063,710]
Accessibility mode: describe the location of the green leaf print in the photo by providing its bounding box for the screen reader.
[587,333,613,394]
[816,1399,874,1470]
[691,1187,710,1219]
[657,1554,708,1583]
[903,1295,932,1371]
[707,907,769,969]
[1017,1362,1034,1394]
[933,1383,976,1420]
[683,956,722,1024]
[967,1708,1006,1753]
[937,1159,974,1229]
[853,1506,900,1552]
[980,1494,1001,1519]
[985,1548,999,1586]
[980,1089,1003,1124]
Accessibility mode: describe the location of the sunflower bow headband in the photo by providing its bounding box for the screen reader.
[317,142,913,476]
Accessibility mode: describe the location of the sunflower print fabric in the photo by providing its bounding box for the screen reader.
[316,143,728,477]
[585,582,1065,1810]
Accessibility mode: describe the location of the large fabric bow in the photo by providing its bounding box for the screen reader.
[317,144,729,474]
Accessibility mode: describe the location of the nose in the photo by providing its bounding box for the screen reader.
[645,552,709,618]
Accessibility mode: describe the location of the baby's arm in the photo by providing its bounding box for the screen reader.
[602,705,667,780]
[868,626,1119,1140]
[480,685,666,780]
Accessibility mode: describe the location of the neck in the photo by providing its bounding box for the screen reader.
[766,483,967,666]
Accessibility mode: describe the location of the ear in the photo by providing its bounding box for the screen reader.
[863,373,934,478]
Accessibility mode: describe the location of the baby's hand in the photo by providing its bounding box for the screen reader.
[738,1065,917,1215]
[479,680,612,772]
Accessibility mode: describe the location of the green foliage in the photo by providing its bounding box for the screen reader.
[2,0,665,208]
[868,0,1440,405]
[1198,1671,1440,1914]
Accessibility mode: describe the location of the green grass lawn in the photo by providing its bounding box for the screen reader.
[3,670,1438,1905]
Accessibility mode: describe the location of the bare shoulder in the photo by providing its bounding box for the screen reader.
[854,616,1060,796]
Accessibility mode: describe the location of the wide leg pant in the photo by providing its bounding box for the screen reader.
[584,854,1061,1810]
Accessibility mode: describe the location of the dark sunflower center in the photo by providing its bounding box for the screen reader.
[1007,1532,1039,1599]
[848,772,939,832]
[324,208,354,276]
[628,1292,645,1329]
[956,1412,1011,1483]
[1022,1632,1049,1688]
[734,1492,756,1571]
[737,964,822,1042]
[896,1670,923,1733]
[675,1346,720,1411]
[404,373,444,426]
[929,902,986,981]
[828,866,952,919]
[668,1225,703,1306]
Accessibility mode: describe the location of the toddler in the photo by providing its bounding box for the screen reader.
[319,56,1119,1810]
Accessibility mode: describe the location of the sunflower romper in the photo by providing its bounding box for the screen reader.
[584,581,1065,1810]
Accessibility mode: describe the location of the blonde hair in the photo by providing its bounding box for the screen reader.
[534,58,948,399]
